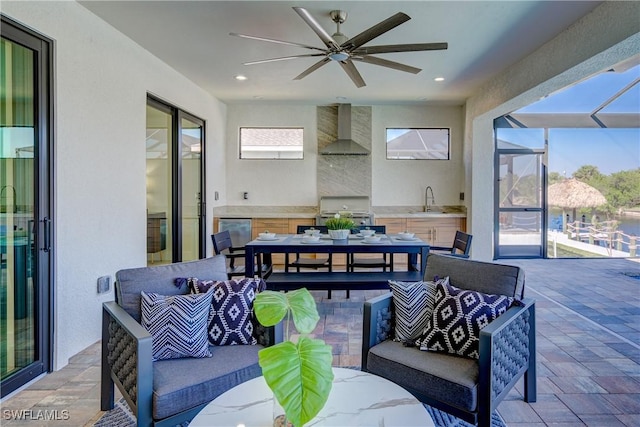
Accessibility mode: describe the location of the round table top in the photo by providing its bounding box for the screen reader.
[189,367,434,427]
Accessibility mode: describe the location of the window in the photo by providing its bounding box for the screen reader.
[386,128,450,160]
[239,127,304,159]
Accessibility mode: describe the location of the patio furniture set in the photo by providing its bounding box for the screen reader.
[100,233,536,427]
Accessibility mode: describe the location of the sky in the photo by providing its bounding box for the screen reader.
[513,64,640,176]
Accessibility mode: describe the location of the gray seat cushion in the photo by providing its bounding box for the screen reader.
[153,344,263,420]
[116,256,229,322]
[367,340,479,412]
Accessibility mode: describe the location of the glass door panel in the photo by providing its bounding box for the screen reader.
[180,116,203,262]
[0,37,36,386]
[146,103,172,264]
[496,152,546,257]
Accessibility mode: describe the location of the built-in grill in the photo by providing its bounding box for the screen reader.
[316,196,374,226]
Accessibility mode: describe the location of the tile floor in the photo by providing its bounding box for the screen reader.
[1,258,639,426]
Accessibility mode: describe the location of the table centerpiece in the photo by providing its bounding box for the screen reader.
[324,213,355,240]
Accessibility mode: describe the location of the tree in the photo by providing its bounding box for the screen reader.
[573,165,603,183]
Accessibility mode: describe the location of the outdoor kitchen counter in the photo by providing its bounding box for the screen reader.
[212,206,318,219]
[372,205,467,218]
[212,205,466,219]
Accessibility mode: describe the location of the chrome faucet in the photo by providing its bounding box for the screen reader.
[425,186,435,212]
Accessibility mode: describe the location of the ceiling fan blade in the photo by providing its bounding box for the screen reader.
[341,12,411,51]
[353,42,448,55]
[352,56,421,74]
[339,60,366,88]
[230,32,327,52]
[292,7,340,50]
[293,58,331,81]
[244,53,326,66]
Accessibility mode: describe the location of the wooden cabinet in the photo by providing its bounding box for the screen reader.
[288,218,315,233]
[377,216,465,268]
[408,217,465,247]
[377,217,466,246]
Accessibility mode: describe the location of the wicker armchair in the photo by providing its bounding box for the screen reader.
[100,256,282,427]
[362,253,536,427]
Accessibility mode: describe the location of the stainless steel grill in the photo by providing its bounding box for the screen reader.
[316,196,374,226]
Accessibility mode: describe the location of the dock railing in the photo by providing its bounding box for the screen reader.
[566,220,637,257]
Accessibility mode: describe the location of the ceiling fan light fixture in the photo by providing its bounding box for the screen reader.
[329,51,350,61]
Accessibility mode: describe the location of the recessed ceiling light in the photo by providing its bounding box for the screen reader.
[434,77,445,82]
[235,75,248,81]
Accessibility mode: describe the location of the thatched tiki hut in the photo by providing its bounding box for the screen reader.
[548,178,607,232]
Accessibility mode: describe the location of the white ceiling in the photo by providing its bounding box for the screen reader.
[79,1,602,105]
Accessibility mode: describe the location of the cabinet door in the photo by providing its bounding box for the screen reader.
[431,218,464,247]
[376,218,406,234]
[407,218,435,244]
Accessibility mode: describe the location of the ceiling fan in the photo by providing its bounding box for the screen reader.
[230,7,448,88]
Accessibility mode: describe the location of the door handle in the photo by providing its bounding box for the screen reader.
[41,217,51,252]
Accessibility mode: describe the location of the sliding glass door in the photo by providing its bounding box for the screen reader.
[146,97,205,264]
[1,17,53,397]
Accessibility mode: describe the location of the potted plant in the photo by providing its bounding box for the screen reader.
[254,288,334,427]
[324,213,355,240]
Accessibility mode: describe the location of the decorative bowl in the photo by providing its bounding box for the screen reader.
[259,232,276,239]
[359,229,376,237]
[301,235,321,243]
[304,229,321,236]
[398,232,415,240]
[363,235,382,243]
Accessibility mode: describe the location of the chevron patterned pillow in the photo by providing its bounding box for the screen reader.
[416,281,515,359]
[140,291,213,361]
[388,278,447,342]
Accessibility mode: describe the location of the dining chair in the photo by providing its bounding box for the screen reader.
[284,225,332,273]
[212,230,272,279]
[348,225,394,272]
[430,230,472,258]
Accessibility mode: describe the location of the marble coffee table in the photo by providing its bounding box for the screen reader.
[189,367,434,426]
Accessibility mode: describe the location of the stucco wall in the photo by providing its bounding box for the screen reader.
[464,1,640,260]
[225,104,465,207]
[2,1,227,369]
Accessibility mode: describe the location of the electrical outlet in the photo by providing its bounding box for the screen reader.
[459,192,465,201]
[97,276,110,294]
[243,192,249,200]
[214,191,219,201]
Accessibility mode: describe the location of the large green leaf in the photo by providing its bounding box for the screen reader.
[286,288,320,334]
[259,337,334,427]
[254,291,288,326]
[254,289,319,334]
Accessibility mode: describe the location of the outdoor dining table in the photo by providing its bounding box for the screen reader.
[244,234,430,293]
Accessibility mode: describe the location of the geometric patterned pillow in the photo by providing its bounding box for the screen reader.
[416,281,515,359]
[388,278,447,342]
[140,291,213,361]
[189,278,265,346]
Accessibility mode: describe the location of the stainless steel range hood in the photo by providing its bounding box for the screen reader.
[320,104,370,155]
